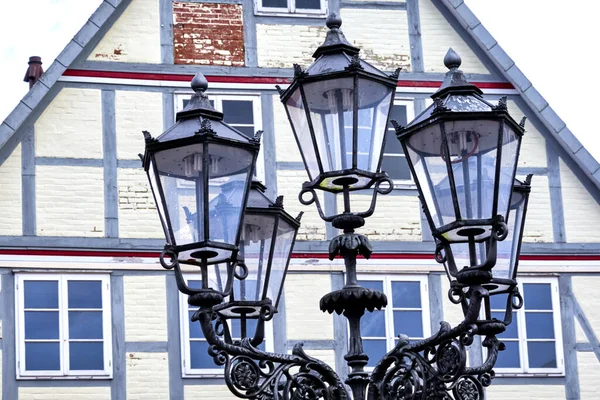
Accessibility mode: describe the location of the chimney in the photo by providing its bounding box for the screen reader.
[24,56,43,89]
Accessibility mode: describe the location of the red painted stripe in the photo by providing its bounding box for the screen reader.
[0,248,598,261]
[62,69,514,89]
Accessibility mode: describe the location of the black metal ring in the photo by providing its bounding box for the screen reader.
[434,244,447,264]
[234,262,249,280]
[298,187,317,206]
[512,290,524,310]
[492,220,509,241]
[374,176,394,195]
[159,248,177,270]
[448,287,464,304]
[260,304,275,322]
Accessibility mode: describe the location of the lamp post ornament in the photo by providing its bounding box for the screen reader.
[143,12,530,400]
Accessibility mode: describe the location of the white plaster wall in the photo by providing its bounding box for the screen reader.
[440,277,463,328]
[305,349,336,371]
[521,175,553,243]
[126,352,169,399]
[123,276,167,341]
[116,91,163,160]
[486,384,565,400]
[276,169,326,241]
[117,168,164,238]
[257,24,327,68]
[273,95,302,163]
[89,0,161,63]
[578,352,600,399]
[0,144,22,236]
[419,0,489,74]
[344,193,421,241]
[36,166,105,237]
[18,387,111,400]
[285,273,334,340]
[340,8,411,71]
[572,276,600,339]
[185,385,239,400]
[560,160,600,243]
[35,88,103,159]
[507,100,547,168]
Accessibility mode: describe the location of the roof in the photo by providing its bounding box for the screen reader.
[439,0,600,191]
[0,0,598,195]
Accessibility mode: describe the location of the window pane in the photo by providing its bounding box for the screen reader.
[222,100,254,125]
[381,155,411,180]
[393,311,423,338]
[527,342,557,368]
[262,0,287,8]
[363,339,387,368]
[296,0,321,9]
[69,342,104,370]
[188,310,204,339]
[188,280,202,291]
[69,311,103,339]
[25,311,59,339]
[24,281,58,309]
[190,341,221,369]
[389,105,408,127]
[384,128,403,154]
[523,283,552,310]
[493,312,518,339]
[358,280,383,292]
[391,281,421,308]
[525,312,555,339]
[361,310,386,337]
[495,341,520,368]
[234,126,255,138]
[489,293,508,310]
[25,342,60,371]
[68,281,102,309]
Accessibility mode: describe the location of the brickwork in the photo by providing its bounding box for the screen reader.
[285,273,334,340]
[18,387,111,400]
[115,91,163,160]
[35,88,103,159]
[173,2,244,66]
[560,160,600,243]
[486,384,565,400]
[522,175,553,243]
[257,24,327,68]
[508,100,547,168]
[578,352,600,399]
[123,276,168,341]
[126,352,169,399]
[89,0,160,63]
[340,8,411,71]
[0,144,22,236]
[36,166,105,237]
[419,0,489,74]
[117,168,164,239]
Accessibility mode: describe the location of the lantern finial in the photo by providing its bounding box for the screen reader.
[191,72,208,93]
[312,12,359,58]
[443,48,462,70]
[326,12,342,29]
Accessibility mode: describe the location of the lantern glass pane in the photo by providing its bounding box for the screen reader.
[303,78,354,173]
[494,188,526,281]
[241,213,277,302]
[147,159,171,243]
[284,87,320,181]
[207,142,254,247]
[153,142,254,256]
[269,218,297,308]
[442,119,501,222]
[356,78,394,172]
[496,125,520,220]
[405,123,456,229]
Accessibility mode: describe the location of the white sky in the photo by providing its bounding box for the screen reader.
[0,0,598,161]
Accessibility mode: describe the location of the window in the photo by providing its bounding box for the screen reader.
[382,100,414,186]
[254,0,327,16]
[15,274,112,378]
[176,94,264,182]
[357,275,430,367]
[491,277,563,374]
[180,278,273,376]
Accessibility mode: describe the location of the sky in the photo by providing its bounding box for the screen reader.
[0,0,598,160]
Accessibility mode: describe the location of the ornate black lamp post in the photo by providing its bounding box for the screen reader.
[144,14,530,400]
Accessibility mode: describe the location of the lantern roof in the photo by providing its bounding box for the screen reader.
[151,72,258,146]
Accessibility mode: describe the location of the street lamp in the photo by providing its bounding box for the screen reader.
[145,14,529,400]
[142,72,261,308]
